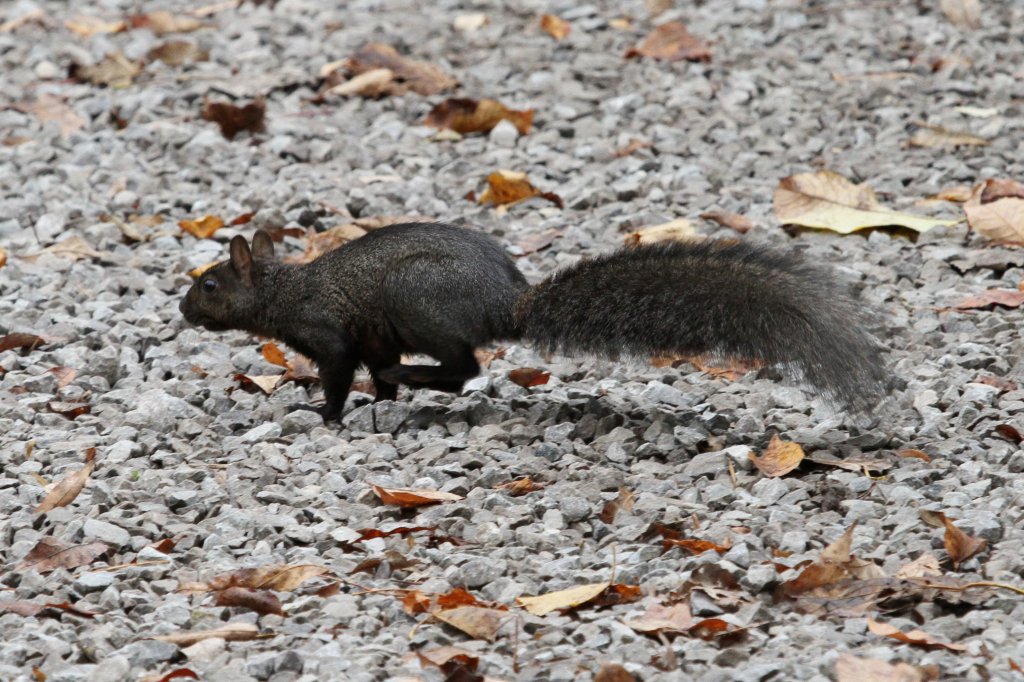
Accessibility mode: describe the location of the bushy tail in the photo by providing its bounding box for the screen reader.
[514,240,889,411]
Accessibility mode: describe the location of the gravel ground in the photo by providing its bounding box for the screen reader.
[3,0,1024,680]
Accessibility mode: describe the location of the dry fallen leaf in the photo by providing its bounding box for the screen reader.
[909,123,987,148]
[781,524,884,597]
[507,367,551,388]
[343,43,456,96]
[495,477,543,496]
[935,513,987,568]
[31,94,86,139]
[898,449,931,462]
[36,448,96,513]
[415,646,481,672]
[599,487,635,524]
[16,537,109,573]
[0,8,45,33]
[433,606,507,641]
[71,52,142,88]
[517,228,562,255]
[234,373,280,395]
[128,11,205,35]
[201,97,266,140]
[624,219,697,246]
[178,215,225,239]
[614,138,652,157]
[774,171,958,234]
[540,14,571,40]
[867,618,969,652]
[624,602,694,635]
[371,485,463,508]
[424,98,533,135]
[625,21,712,62]
[980,178,1024,203]
[152,622,260,646]
[0,600,97,619]
[324,68,396,97]
[950,289,1024,311]
[213,587,284,616]
[478,170,563,208]
[22,236,104,263]
[147,40,208,65]
[66,15,126,37]
[835,653,938,682]
[218,564,329,592]
[517,582,611,616]
[0,333,48,354]
[894,553,942,580]
[594,663,636,682]
[940,0,981,30]
[965,198,1024,242]
[0,247,6,268]
[700,210,754,234]
[749,435,805,478]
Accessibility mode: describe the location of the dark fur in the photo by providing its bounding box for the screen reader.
[180,223,888,419]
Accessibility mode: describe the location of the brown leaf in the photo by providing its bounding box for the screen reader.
[909,123,987,148]
[804,452,893,473]
[0,8,45,33]
[478,170,563,208]
[201,97,266,140]
[0,333,47,354]
[128,11,205,35]
[65,15,126,37]
[30,94,86,139]
[774,171,957,234]
[866,617,968,652]
[204,564,330,592]
[964,198,1024,242]
[424,98,533,135]
[0,600,98,619]
[835,653,938,682]
[343,43,456,96]
[474,347,506,368]
[48,400,91,419]
[662,537,731,555]
[178,215,225,239]
[937,514,987,568]
[898,449,931,463]
[539,14,571,40]
[507,367,551,388]
[16,537,109,573]
[930,185,976,203]
[47,367,77,388]
[371,485,463,508]
[71,52,141,88]
[699,210,754,234]
[940,0,981,30]
[748,435,805,477]
[433,606,507,641]
[980,178,1024,203]
[781,525,885,597]
[624,602,695,635]
[951,289,1024,311]
[625,21,711,62]
[592,583,642,608]
[147,40,208,65]
[995,424,1023,443]
[416,646,480,671]
[614,138,652,157]
[494,477,543,496]
[0,247,6,267]
[894,553,942,580]
[599,487,635,524]
[401,590,432,615]
[213,586,284,616]
[233,373,280,395]
[594,663,636,682]
[152,622,260,646]
[21,235,104,263]
[36,448,97,513]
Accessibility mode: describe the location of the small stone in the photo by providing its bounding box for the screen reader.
[242,422,283,443]
[74,571,114,593]
[86,655,130,682]
[35,60,60,79]
[281,409,323,435]
[559,496,591,523]
[82,518,131,547]
[489,119,519,147]
[114,640,178,668]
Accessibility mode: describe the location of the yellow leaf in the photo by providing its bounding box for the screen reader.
[748,435,805,478]
[516,581,609,616]
[773,170,958,234]
[178,215,224,239]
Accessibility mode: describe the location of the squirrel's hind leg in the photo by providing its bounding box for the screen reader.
[376,346,479,393]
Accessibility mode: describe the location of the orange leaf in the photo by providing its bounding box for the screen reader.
[898,448,931,463]
[748,435,805,477]
[478,170,563,208]
[494,477,543,496]
[261,342,289,368]
[866,618,968,652]
[599,487,635,523]
[699,210,754,234]
[401,590,432,615]
[213,587,284,616]
[663,538,731,555]
[371,485,463,508]
[539,14,571,40]
[424,98,533,135]
[624,21,712,62]
[507,367,551,387]
[951,289,1024,311]
[178,214,224,239]
[937,513,987,567]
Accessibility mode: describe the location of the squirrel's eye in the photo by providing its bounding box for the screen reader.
[202,278,217,293]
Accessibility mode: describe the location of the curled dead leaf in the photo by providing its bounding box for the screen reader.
[950,289,1024,311]
[625,21,711,62]
[625,219,697,246]
[478,170,563,208]
[152,622,260,647]
[424,98,533,135]
[835,653,939,682]
[30,94,86,139]
[507,367,550,388]
[147,40,208,65]
[213,587,284,616]
[16,537,109,573]
[178,215,225,239]
[494,477,543,496]
[749,435,805,477]
[201,97,265,140]
[65,15,126,37]
[433,606,507,641]
[35,448,97,513]
[342,43,456,96]
[128,11,205,35]
[371,485,463,508]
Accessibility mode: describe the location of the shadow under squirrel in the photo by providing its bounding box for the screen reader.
[180,222,889,420]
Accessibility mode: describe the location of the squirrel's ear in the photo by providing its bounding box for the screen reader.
[229,235,254,286]
[251,230,275,261]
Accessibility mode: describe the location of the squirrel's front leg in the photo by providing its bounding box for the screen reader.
[316,353,359,420]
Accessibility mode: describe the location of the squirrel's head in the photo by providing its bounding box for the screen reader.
[180,230,275,332]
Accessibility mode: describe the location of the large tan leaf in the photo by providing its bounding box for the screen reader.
[624,21,711,62]
[623,602,694,634]
[774,171,958,234]
[433,606,507,641]
[371,485,463,507]
[866,618,968,652]
[16,537,109,573]
[152,622,260,646]
[36,448,97,513]
[909,123,987,148]
[516,582,609,616]
[964,198,1024,241]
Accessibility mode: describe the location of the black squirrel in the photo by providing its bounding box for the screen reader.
[179,222,888,420]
